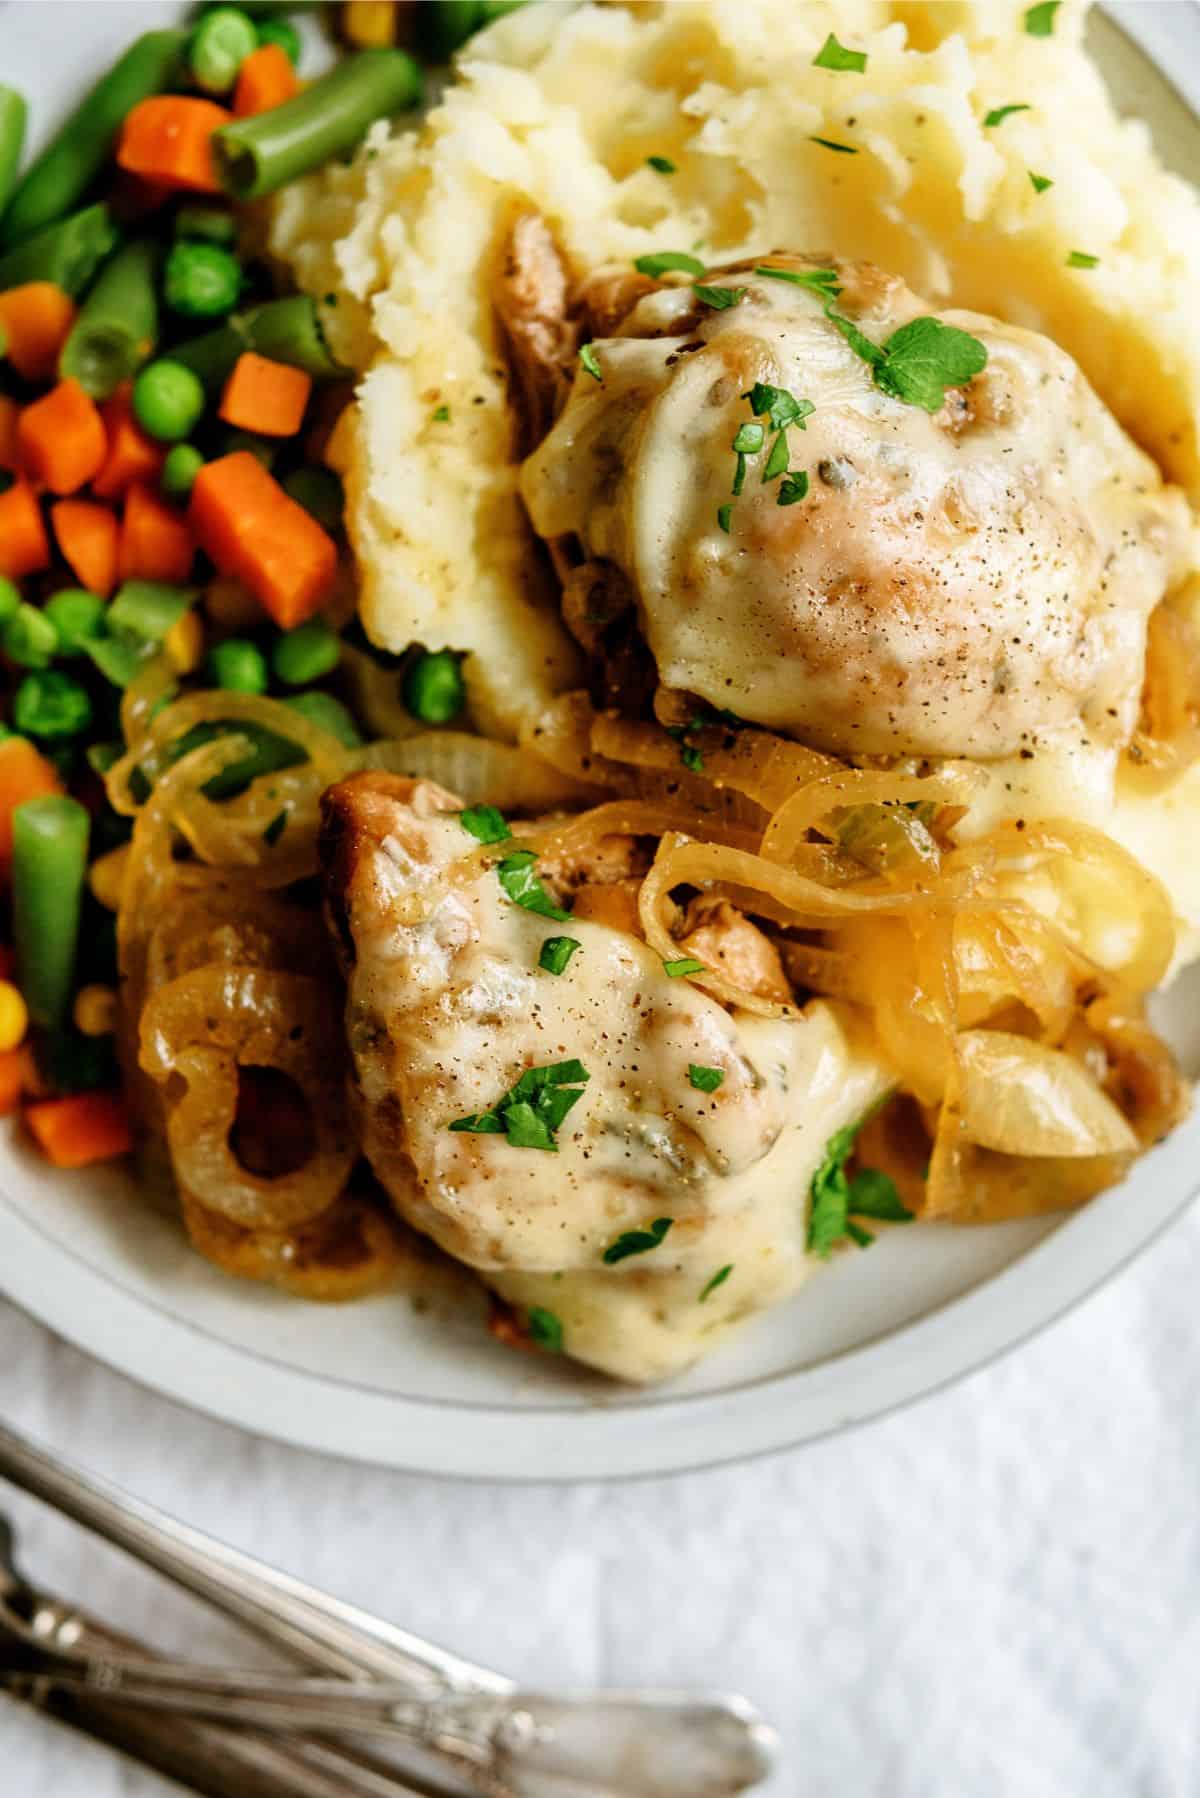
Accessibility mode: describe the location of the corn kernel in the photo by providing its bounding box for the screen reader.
[0,982,28,1053]
[343,0,396,47]
[74,984,118,1038]
[164,609,204,675]
[204,576,262,635]
[89,845,130,912]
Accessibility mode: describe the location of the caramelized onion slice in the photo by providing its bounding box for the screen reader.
[956,1029,1138,1158]
[355,730,601,812]
[181,1185,407,1302]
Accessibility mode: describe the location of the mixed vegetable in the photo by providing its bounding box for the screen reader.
[0,1,517,1170]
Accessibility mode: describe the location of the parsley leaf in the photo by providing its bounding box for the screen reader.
[810,136,858,154]
[680,742,704,773]
[984,102,1031,127]
[603,1217,673,1265]
[528,1308,564,1352]
[694,283,746,310]
[663,957,706,977]
[527,1306,564,1351]
[732,421,765,455]
[1028,170,1054,193]
[688,1065,725,1093]
[634,250,706,278]
[450,1059,590,1153]
[742,382,814,431]
[579,342,603,382]
[496,849,571,921]
[826,307,884,367]
[431,404,451,422]
[647,154,676,174]
[754,264,842,298]
[763,430,791,482]
[807,1116,913,1257]
[871,316,988,412]
[1067,249,1099,268]
[732,453,749,496]
[777,470,809,506]
[262,809,287,847]
[813,32,867,72]
[699,1264,733,1301]
[1024,0,1060,34]
[459,804,510,845]
[716,503,733,534]
[539,935,580,975]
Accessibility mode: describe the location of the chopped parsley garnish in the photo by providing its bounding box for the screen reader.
[813,32,867,73]
[539,934,580,976]
[762,431,790,482]
[699,1264,733,1301]
[1067,249,1099,268]
[603,1217,673,1265]
[634,249,706,278]
[716,503,733,534]
[810,136,858,154]
[777,470,810,506]
[694,283,746,310]
[431,404,450,422]
[496,849,571,921]
[579,342,603,382]
[755,264,842,298]
[825,306,885,367]
[646,154,676,174]
[743,382,815,431]
[807,1117,914,1258]
[1024,0,1060,35]
[262,809,287,847]
[527,1306,564,1351]
[663,956,706,977]
[1028,171,1054,194]
[680,742,704,773]
[688,1065,725,1094]
[870,316,989,412]
[460,803,511,845]
[450,1059,590,1153]
[732,421,765,455]
[984,103,1031,127]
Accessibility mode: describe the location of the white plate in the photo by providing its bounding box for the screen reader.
[1,1,1198,1482]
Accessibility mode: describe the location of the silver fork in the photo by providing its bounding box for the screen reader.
[0,1420,777,1796]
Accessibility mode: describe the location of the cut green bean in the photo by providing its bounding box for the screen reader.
[283,690,364,748]
[190,7,260,94]
[44,589,106,655]
[417,1,484,58]
[81,632,151,690]
[166,718,305,801]
[213,50,422,200]
[272,616,340,686]
[256,17,302,64]
[0,86,27,219]
[282,465,343,531]
[0,202,121,298]
[0,576,21,624]
[109,580,197,644]
[59,239,160,399]
[3,605,57,670]
[174,204,239,246]
[13,669,93,741]
[1,31,188,246]
[169,295,345,388]
[164,242,243,319]
[12,794,91,1031]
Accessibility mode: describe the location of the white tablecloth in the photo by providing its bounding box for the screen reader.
[4,1193,1199,1798]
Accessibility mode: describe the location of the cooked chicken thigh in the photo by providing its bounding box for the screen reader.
[321,773,888,1381]
[521,255,1192,761]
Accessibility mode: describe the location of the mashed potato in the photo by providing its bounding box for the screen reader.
[270,0,1200,734]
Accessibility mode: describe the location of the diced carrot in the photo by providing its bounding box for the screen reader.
[0,1046,31,1117]
[233,42,301,117]
[0,283,76,383]
[23,1090,133,1168]
[17,379,108,497]
[0,396,19,473]
[0,737,63,875]
[51,498,120,598]
[116,96,232,195]
[0,480,51,579]
[119,482,194,583]
[219,352,311,438]
[93,383,165,501]
[189,451,337,629]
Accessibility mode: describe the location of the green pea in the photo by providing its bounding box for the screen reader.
[132,359,207,443]
[282,689,364,748]
[4,604,58,670]
[44,589,106,655]
[208,636,268,693]
[13,669,94,740]
[402,648,465,725]
[164,242,243,320]
[256,17,301,65]
[0,575,21,624]
[174,204,239,246]
[282,465,343,532]
[162,443,205,502]
[190,6,259,94]
[271,616,341,687]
